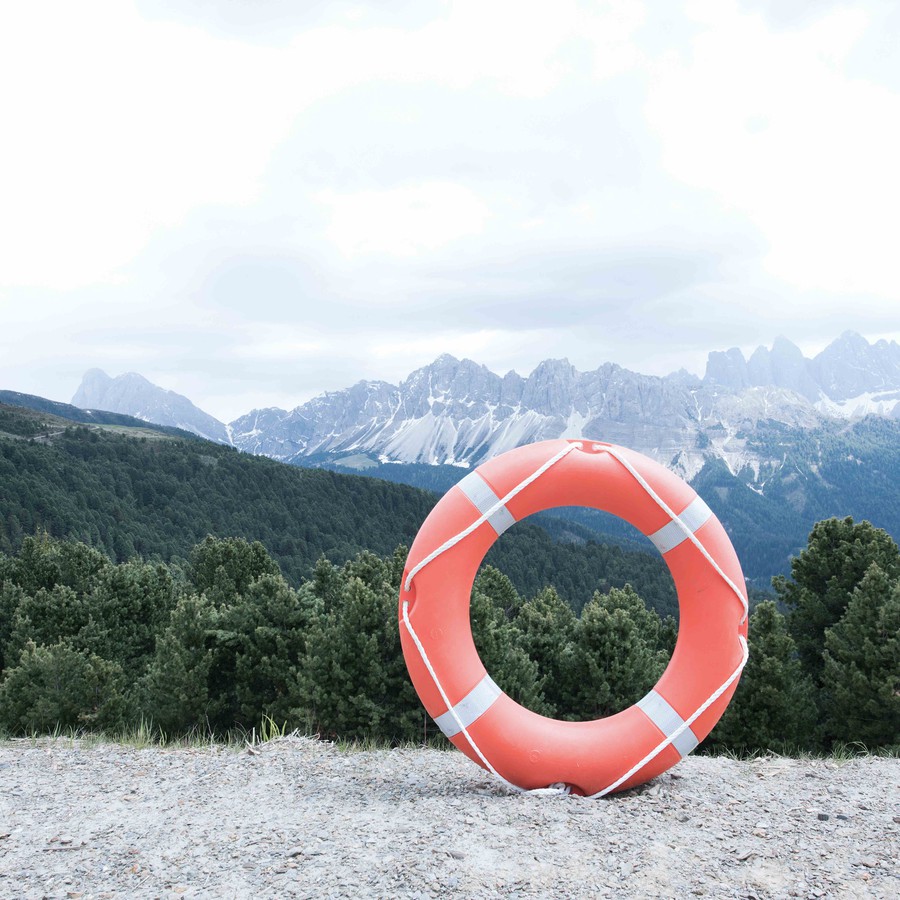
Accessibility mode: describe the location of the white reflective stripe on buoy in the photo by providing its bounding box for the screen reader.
[648,496,712,555]
[434,674,502,738]
[457,472,516,536]
[636,690,700,757]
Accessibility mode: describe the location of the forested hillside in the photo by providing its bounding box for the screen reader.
[695,416,900,582]
[0,391,199,436]
[0,417,676,616]
[305,416,900,586]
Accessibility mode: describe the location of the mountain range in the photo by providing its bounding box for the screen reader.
[71,331,900,481]
[61,330,900,585]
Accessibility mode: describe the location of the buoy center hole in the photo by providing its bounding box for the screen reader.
[470,506,677,722]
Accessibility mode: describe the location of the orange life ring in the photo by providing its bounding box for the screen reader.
[399,439,748,797]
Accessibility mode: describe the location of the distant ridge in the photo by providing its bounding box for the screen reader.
[10,381,900,583]
[703,331,900,402]
[72,369,232,444]
[0,413,677,611]
[0,390,199,438]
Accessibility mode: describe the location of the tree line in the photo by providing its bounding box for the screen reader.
[0,516,896,751]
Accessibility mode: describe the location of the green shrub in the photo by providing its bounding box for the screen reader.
[0,641,125,733]
[710,601,818,752]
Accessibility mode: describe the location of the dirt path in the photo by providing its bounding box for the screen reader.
[0,737,897,899]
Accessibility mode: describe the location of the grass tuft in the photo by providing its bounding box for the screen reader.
[703,740,900,762]
[333,733,451,753]
[2,724,896,760]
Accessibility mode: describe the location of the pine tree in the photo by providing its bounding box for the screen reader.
[564,585,665,721]
[512,586,576,716]
[188,536,281,606]
[309,555,344,614]
[711,601,818,752]
[474,566,522,619]
[141,593,217,734]
[821,565,900,747]
[387,544,408,593]
[0,581,25,675]
[226,573,321,728]
[0,641,125,733]
[301,576,420,741]
[5,584,91,662]
[81,561,179,679]
[340,550,394,593]
[658,614,678,658]
[5,534,110,596]
[776,517,900,679]
[469,587,548,715]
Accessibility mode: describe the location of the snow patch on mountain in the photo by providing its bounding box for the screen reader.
[815,390,900,419]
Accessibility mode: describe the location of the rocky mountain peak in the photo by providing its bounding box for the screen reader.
[521,358,578,415]
[72,369,113,408]
[72,330,899,474]
[431,352,461,366]
[746,345,773,386]
[811,330,900,401]
[830,330,869,351]
[704,348,749,390]
[500,369,526,406]
[402,354,489,386]
[665,368,703,388]
[397,355,501,419]
[72,370,231,444]
[705,336,821,401]
[765,336,820,401]
[770,335,804,356]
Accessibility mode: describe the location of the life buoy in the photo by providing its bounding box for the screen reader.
[398,439,748,797]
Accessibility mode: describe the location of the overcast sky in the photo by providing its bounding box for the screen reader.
[1,0,898,422]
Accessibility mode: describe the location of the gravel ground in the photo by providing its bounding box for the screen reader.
[0,736,897,899]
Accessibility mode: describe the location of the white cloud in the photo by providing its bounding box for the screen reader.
[0,0,650,289]
[0,3,305,288]
[229,322,330,361]
[646,0,900,297]
[317,181,491,258]
[577,0,647,80]
[2,0,899,419]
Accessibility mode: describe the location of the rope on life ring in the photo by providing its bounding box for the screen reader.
[398,439,749,797]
